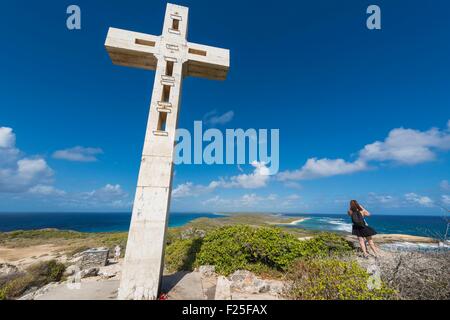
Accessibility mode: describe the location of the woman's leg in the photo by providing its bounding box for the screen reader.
[358,236,368,255]
[366,236,380,256]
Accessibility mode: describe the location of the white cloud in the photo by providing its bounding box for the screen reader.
[203,110,234,126]
[441,195,450,206]
[359,126,450,165]
[0,158,54,193]
[172,162,271,199]
[0,127,16,148]
[202,193,278,208]
[404,193,434,207]
[172,181,219,199]
[370,194,395,204]
[440,180,450,191]
[200,193,299,211]
[0,128,130,209]
[29,185,66,196]
[83,184,126,200]
[224,161,271,189]
[278,121,450,181]
[0,127,20,167]
[201,195,223,206]
[267,194,278,201]
[0,127,54,193]
[278,158,366,181]
[239,193,264,207]
[286,194,300,200]
[53,146,103,162]
[172,182,194,198]
[283,181,302,189]
[366,192,400,208]
[24,183,131,209]
[278,194,302,209]
[73,184,130,209]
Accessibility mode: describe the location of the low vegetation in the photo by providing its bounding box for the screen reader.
[0,260,66,300]
[164,224,399,300]
[165,225,353,275]
[0,228,128,256]
[165,238,203,272]
[286,258,397,300]
[196,226,352,275]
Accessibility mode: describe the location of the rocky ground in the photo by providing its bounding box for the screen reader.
[356,250,450,300]
[11,259,285,300]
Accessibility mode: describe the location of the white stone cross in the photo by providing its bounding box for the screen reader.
[105,3,229,300]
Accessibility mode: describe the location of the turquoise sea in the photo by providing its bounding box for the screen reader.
[0,212,226,233]
[279,213,448,239]
[0,212,448,241]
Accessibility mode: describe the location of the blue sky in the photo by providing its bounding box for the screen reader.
[0,0,449,215]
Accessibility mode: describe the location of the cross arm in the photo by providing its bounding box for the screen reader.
[186,42,230,81]
[105,27,160,71]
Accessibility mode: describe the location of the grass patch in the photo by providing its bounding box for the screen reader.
[0,229,128,257]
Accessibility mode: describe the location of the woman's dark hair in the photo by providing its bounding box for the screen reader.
[350,200,363,213]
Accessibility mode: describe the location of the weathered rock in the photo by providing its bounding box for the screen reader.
[80,267,99,278]
[228,270,257,292]
[215,276,232,300]
[64,264,80,276]
[0,263,20,277]
[198,265,215,277]
[357,250,450,300]
[267,280,285,295]
[228,270,285,295]
[19,282,59,300]
[180,228,206,240]
[229,270,253,282]
[80,248,109,269]
[68,255,83,265]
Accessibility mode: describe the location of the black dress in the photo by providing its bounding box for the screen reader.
[351,210,377,237]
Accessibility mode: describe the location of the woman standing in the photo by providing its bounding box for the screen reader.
[348,200,380,257]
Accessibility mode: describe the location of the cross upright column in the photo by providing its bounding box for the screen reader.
[105,3,229,300]
[118,4,188,301]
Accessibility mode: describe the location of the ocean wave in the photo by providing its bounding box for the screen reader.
[317,217,352,233]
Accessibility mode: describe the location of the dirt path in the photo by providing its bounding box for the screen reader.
[0,244,67,267]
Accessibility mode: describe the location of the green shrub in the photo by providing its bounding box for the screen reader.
[0,260,66,300]
[195,225,261,275]
[287,258,397,300]
[163,226,353,276]
[195,225,351,275]
[0,274,34,300]
[299,232,353,257]
[165,238,203,273]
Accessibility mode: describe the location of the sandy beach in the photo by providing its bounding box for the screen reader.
[266,217,307,226]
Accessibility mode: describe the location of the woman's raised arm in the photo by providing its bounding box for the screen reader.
[360,205,371,216]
